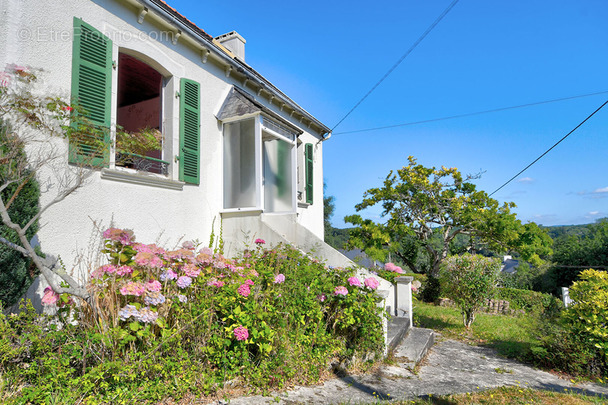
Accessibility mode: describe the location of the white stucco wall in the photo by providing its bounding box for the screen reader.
[1,0,326,278]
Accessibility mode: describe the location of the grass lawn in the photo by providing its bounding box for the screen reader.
[413,301,542,362]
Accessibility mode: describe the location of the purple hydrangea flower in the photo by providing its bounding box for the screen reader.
[176,276,192,289]
[118,304,140,321]
[138,307,159,324]
[144,291,166,306]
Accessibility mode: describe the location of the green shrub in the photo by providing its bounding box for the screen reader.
[0,230,386,402]
[439,254,501,328]
[565,269,608,362]
[495,287,562,315]
[529,269,608,378]
[531,319,606,378]
[0,120,41,308]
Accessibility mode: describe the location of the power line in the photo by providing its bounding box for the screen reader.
[330,0,460,132]
[489,98,608,197]
[334,90,608,135]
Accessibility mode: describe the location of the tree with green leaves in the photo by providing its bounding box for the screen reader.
[550,219,608,289]
[440,253,502,329]
[345,156,552,277]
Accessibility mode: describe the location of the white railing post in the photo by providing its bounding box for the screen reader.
[375,289,390,356]
[561,287,572,308]
[395,276,413,328]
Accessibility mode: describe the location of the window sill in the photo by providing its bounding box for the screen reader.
[220,208,264,215]
[101,168,184,191]
[298,201,311,208]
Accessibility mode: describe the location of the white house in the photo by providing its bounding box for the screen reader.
[1,0,405,321]
[0,0,346,273]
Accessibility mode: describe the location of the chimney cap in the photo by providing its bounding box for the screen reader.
[215,31,246,44]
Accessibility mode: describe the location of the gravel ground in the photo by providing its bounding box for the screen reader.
[218,338,608,404]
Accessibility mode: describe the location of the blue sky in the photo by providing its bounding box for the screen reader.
[168,0,608,227]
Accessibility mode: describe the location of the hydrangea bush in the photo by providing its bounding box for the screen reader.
[0,228,385,403]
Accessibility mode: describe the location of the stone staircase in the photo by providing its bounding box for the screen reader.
[387,317,435,368]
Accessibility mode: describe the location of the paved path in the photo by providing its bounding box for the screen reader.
[222,337,608,404]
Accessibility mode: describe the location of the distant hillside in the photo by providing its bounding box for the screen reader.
[542,223,593,240]
[325,227,352,250]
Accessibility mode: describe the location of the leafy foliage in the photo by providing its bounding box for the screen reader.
[345,156,551,277]
[0,121,41,307]
[115,126,163,156]
[495,287,562,315]
[0,231,385,402]
[565,269,608,361]
[439,254,501,328]
[548,219,608,290]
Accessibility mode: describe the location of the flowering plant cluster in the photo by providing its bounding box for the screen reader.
[384,262,404,274]
[36,229,385,399]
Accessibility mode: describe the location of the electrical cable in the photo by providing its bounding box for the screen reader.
[330,0,460,132]
[333,90,608,135]
[489,98,608,196]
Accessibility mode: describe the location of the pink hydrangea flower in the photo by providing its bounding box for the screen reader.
[234,326,249,341]
[182,240,195,250]
[176,276,192,289]
[199,247,213,256]
[102,228,134,245]
[145,279,162,292]
[244,279,255,286]
[207,279,225,287]
[364,277,380,290]
[274,274,285,284]
[317,294,327,302]
[254,238,265,245]
[41,287,59,306]
[134,252,164,268]
[385,262,404,274]
[183,263,201,277]
[116,265,133,276]
[249,269,258,277]
[101,264,116,274]
[347,277,361,287]
[334,286,348,296]
[119,282,146,296]
[237,284,251,297]
[234,325,249,341]
[90,267,104,279]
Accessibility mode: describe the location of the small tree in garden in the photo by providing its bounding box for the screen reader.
[440,254,501,329]
[0,65,106,303]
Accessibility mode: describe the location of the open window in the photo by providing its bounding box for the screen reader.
[115,52,166,174]
[71,18,201,185]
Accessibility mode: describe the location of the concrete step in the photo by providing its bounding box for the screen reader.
[393,327,435,367]
[387,316,411,354]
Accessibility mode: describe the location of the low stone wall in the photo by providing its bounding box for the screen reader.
[437,298,525,316]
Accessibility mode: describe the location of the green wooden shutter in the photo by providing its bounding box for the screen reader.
[305,143,313,204]
[179,78,201,185]
[70,18,112,166]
